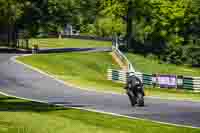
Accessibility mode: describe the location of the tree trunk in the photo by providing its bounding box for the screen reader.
[126,0,133,49]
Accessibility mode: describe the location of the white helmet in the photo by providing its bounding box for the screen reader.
[129,72,135,76]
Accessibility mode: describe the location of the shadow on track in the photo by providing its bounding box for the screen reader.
[0,94,87,112]
[0,48,29,54]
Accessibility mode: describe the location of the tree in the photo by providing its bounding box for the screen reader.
[0,0,23,46]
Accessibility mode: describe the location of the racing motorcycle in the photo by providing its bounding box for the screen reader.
[124,73,145,107]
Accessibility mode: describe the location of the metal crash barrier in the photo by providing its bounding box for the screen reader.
[108,35,200,91]
[108,69,200,91]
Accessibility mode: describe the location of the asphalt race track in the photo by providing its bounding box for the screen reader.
[0,53,200,128]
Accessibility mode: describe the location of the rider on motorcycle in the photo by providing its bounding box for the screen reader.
[124,72,145,107]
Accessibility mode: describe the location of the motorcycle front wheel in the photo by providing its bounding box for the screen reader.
[127,91,136,107]
[137,92,144,107]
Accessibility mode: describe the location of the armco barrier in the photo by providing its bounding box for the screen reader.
[107,69,149,85]
[183,77,200,90]
[35,33,112,42]
[107,69,128,83]
[107,69,142,84]
[108,69,200,91]
[143,74,152,85]
[109,36,200,91]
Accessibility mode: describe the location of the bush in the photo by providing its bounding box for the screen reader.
[128,0,200,66]
[146,53,158,60]
[186,45,200,67]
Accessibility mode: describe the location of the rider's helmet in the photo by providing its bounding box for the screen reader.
[129,72,135,77]
[128,72,142,86]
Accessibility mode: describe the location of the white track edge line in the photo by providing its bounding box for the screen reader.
[7,54,199,129]
[12,55,200,103]
[0,90,199,129]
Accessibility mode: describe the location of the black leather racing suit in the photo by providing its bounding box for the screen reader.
[124,75,145,106]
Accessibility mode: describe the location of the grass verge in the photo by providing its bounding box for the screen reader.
[126,53,200,77]
[17,52,200,101]
[18,52,124,93]
[145,87,200,101]
[29,38,111,48]
[0,93,199,133]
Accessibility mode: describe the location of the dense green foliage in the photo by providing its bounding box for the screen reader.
[0,0,199,66]
[126,53,200,76]
[0,0,98,34]
[130,0,200,66]
[81,0,200,66]
[95,0,200,66]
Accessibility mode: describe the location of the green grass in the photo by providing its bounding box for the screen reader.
[0,94,199,133]
[29,38,111,48]
[18,52,200,101]
[18,52,124,93]
[145,87,200,101]
[126,53,200,77]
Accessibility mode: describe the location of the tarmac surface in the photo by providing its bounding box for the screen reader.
[0,52,200,128]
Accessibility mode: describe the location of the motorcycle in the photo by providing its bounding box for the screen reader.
[124,74,145,107]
